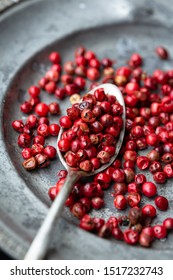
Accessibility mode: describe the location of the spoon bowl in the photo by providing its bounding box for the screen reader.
[24,83,126,260]
[57,83,126,176]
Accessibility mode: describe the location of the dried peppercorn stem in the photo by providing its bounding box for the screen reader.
[24,170,81,260]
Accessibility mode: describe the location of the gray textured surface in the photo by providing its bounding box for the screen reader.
[0,0,21,12]
[0,0,173,259]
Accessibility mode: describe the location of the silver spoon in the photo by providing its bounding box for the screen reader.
[24,83,126,260]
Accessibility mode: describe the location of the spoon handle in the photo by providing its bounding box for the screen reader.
[24,171,81,260]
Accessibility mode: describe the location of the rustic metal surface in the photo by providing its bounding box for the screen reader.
[0,0,173,259]
[0,0,21,13]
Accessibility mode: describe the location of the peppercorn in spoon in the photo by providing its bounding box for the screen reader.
[24,83,126,259]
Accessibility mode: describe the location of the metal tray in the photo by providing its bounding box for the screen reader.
[0,0,173,259]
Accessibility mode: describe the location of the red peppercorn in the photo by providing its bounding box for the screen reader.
[147,150,160,161]
[51,64,62,73]
[38,117,49,126]
[163,164,173,178]
[26,114,38,128]
[81,109,96,123]
[106,217,118,229]
[136,156,150,170]
[139,233,153,247]
[65,83,79,96]
[134,174,146,186]
[112,228,124,240]
[92,218,105,232]
[55,87,66,99]
[125,82,139,95]
[35,102,49,117]
[128,207,142,225]
[33,135,45,145]
[20,101,32,114]
[45,69,59,81]
[31,144,44,156]
[49,124,60,136]
[155,196,169,211]
[153,225,167,239]
[18,133,31,148]
[45,81,56,94]
[113,182,127,196]
[146,133,159,146]
[79,135,91,149]
[38,77,48,89]
[163,218,173,230]
[64,61,75,75]
[23,124,33,135]
[141,227,154,238]
[153,171,167,183]
[12,120,24,133]
[77,199,90,214]
[142,181,157,197]
[124,229,139,245]
[94,172,111,188]
[22,148,33,159]
[44,146,56,159]
[35,153,50,168]
[71,202,87,219]
[87,67,100,81]
[57,170,68,179]
[91,197,104,209]
[37,124,50,138]
[149,161,162,174]
[70,139,81,153]
[76,149,87,161]
[142,204,157,218]
[59,116,72,129]
[127,192,141,207]
[56,178,66,194]
[48,186,57,200]
[124,168,135,183]
[65,194,76,207]
[112,169,125,183]
[127,182,139,193]
[155,46,168,59]
[113,195,127,210]
[49,52,61,63]
[125,140,137,151]
[97,150,110,164]
[65,151,78,167]
[83,182,97,198]
[144,76,157,90]
[74,76,86,89]
[90,158,100,170]
[58,139,71,152]
[28,85,40,98]
[129,53,142,67]
[79,160,93,172]
[123,160,135,170]
[29,96,40,107]
[94,88,106,101]
[80,215,95,231]
[71,183,84,198]
[49,102,60,115]
[115,66,130,79]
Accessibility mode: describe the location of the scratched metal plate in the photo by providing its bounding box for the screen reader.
[0,0,173,259]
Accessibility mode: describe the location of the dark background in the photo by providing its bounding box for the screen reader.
[0,250,12,260]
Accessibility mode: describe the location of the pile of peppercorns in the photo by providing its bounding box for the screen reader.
[58,87,123,172]
[12,45,173,247]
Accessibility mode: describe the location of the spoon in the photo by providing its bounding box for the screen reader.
[24,83,126,260]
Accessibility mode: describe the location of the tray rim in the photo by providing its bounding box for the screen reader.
[0,0,173,260]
